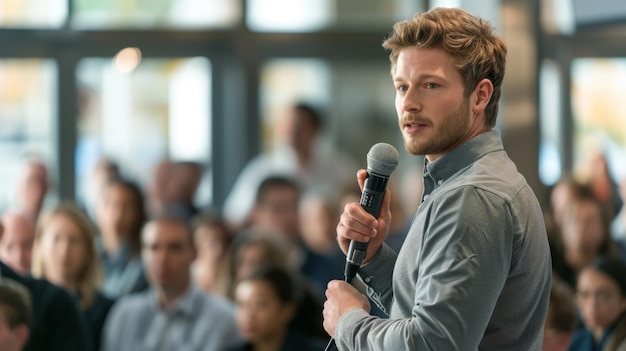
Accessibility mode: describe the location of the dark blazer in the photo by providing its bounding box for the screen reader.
[0,261,93,351]
[84,292,115,351]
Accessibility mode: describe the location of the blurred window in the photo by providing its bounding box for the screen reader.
[571,58,626,181]
[0,0,67,28]
[246,0,422,32]
[259,57,399,167]
[539,59,563,186]
[0,59,57,211]
[71,0,239,29]
[75,55,211,205]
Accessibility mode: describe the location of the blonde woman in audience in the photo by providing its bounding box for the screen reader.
[31,201,115,351]
[569,255,626,350]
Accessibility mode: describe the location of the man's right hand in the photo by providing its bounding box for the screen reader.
[336,169,392,265]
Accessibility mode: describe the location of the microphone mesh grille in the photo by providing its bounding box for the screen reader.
[367,143,399,176]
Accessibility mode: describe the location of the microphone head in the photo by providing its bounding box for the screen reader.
[366,143,399,176]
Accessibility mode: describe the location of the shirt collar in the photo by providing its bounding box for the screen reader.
[150,283,201,319]
[424,129,504,185]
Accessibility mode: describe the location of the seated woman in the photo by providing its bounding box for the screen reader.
[229,265,328,351]
[569,255,626,350]
[31,201,115,351]
[227,228,327,339]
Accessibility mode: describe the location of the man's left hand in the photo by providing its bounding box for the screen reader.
[323,280,371,337]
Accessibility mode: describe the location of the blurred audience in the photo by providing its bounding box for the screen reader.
[228,266,329,351]
[0,279,31,351]
[247,176,342,300]
[147,159,203,220]
[0,211,35,275]
[299,186,344,266]
[544,278,578,351]
[31,202,115,351]
[569,255,626,350]
[101,215,241,351]
[82,158,121,222]
[551,181,624,288]
[1,222,92,351]
[612,176,626,244]
[585,152,623,222]
[226,227,291,300]
[223,102,357,229]
[227,227,327,340]
[191,210,233,296]
[551,175,584,230]
[15,159,50,220]
[96,179,148,298]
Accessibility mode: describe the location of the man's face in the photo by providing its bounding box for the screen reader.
[0,214,35,275]
[142,221,195,294]
[17,163,48,214]
[394,47,478,162]
[253,187,300,243]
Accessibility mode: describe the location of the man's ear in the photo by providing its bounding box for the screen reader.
[14,324,30,347]
[0,223,4,241]
[471,78,494,115]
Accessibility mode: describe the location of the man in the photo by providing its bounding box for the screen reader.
[249,176,344,299]
[0,223,93,351]
[0,211,35,275]
[0,279,31,351]
[15,159,50,220]
[101,216,242,351]
[223,103,357,229]
[323,7,551,350]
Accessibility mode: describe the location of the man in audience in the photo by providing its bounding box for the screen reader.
[223,102,357,229]
[15,159,50,220]
[101,215,242,351]
[146,160,203,221]
[0,211,35,275]
[0,222,93,351]
[249,176,343,300]
[0,279,31,351]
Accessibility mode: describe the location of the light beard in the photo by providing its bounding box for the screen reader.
[403,99,471,156]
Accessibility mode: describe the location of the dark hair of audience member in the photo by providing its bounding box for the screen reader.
[0,279,32,328]
[102,178,147,254]
[190,210,234,296]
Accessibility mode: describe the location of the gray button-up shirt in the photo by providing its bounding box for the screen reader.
[335,130,551,350]
[101,284,242,351]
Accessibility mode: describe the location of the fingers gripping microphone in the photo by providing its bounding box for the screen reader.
[324,143,399,351]
[344,143,399,283]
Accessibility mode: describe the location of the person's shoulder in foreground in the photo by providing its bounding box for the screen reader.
[1,261,92,351]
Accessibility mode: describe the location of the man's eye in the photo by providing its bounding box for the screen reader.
[397,85,408,92]
[425,83,438,89]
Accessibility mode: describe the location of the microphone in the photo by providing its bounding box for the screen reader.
[344,142,399,283]
[324,142,399,351]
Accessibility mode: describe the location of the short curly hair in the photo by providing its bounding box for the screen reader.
[383,7,507,127]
